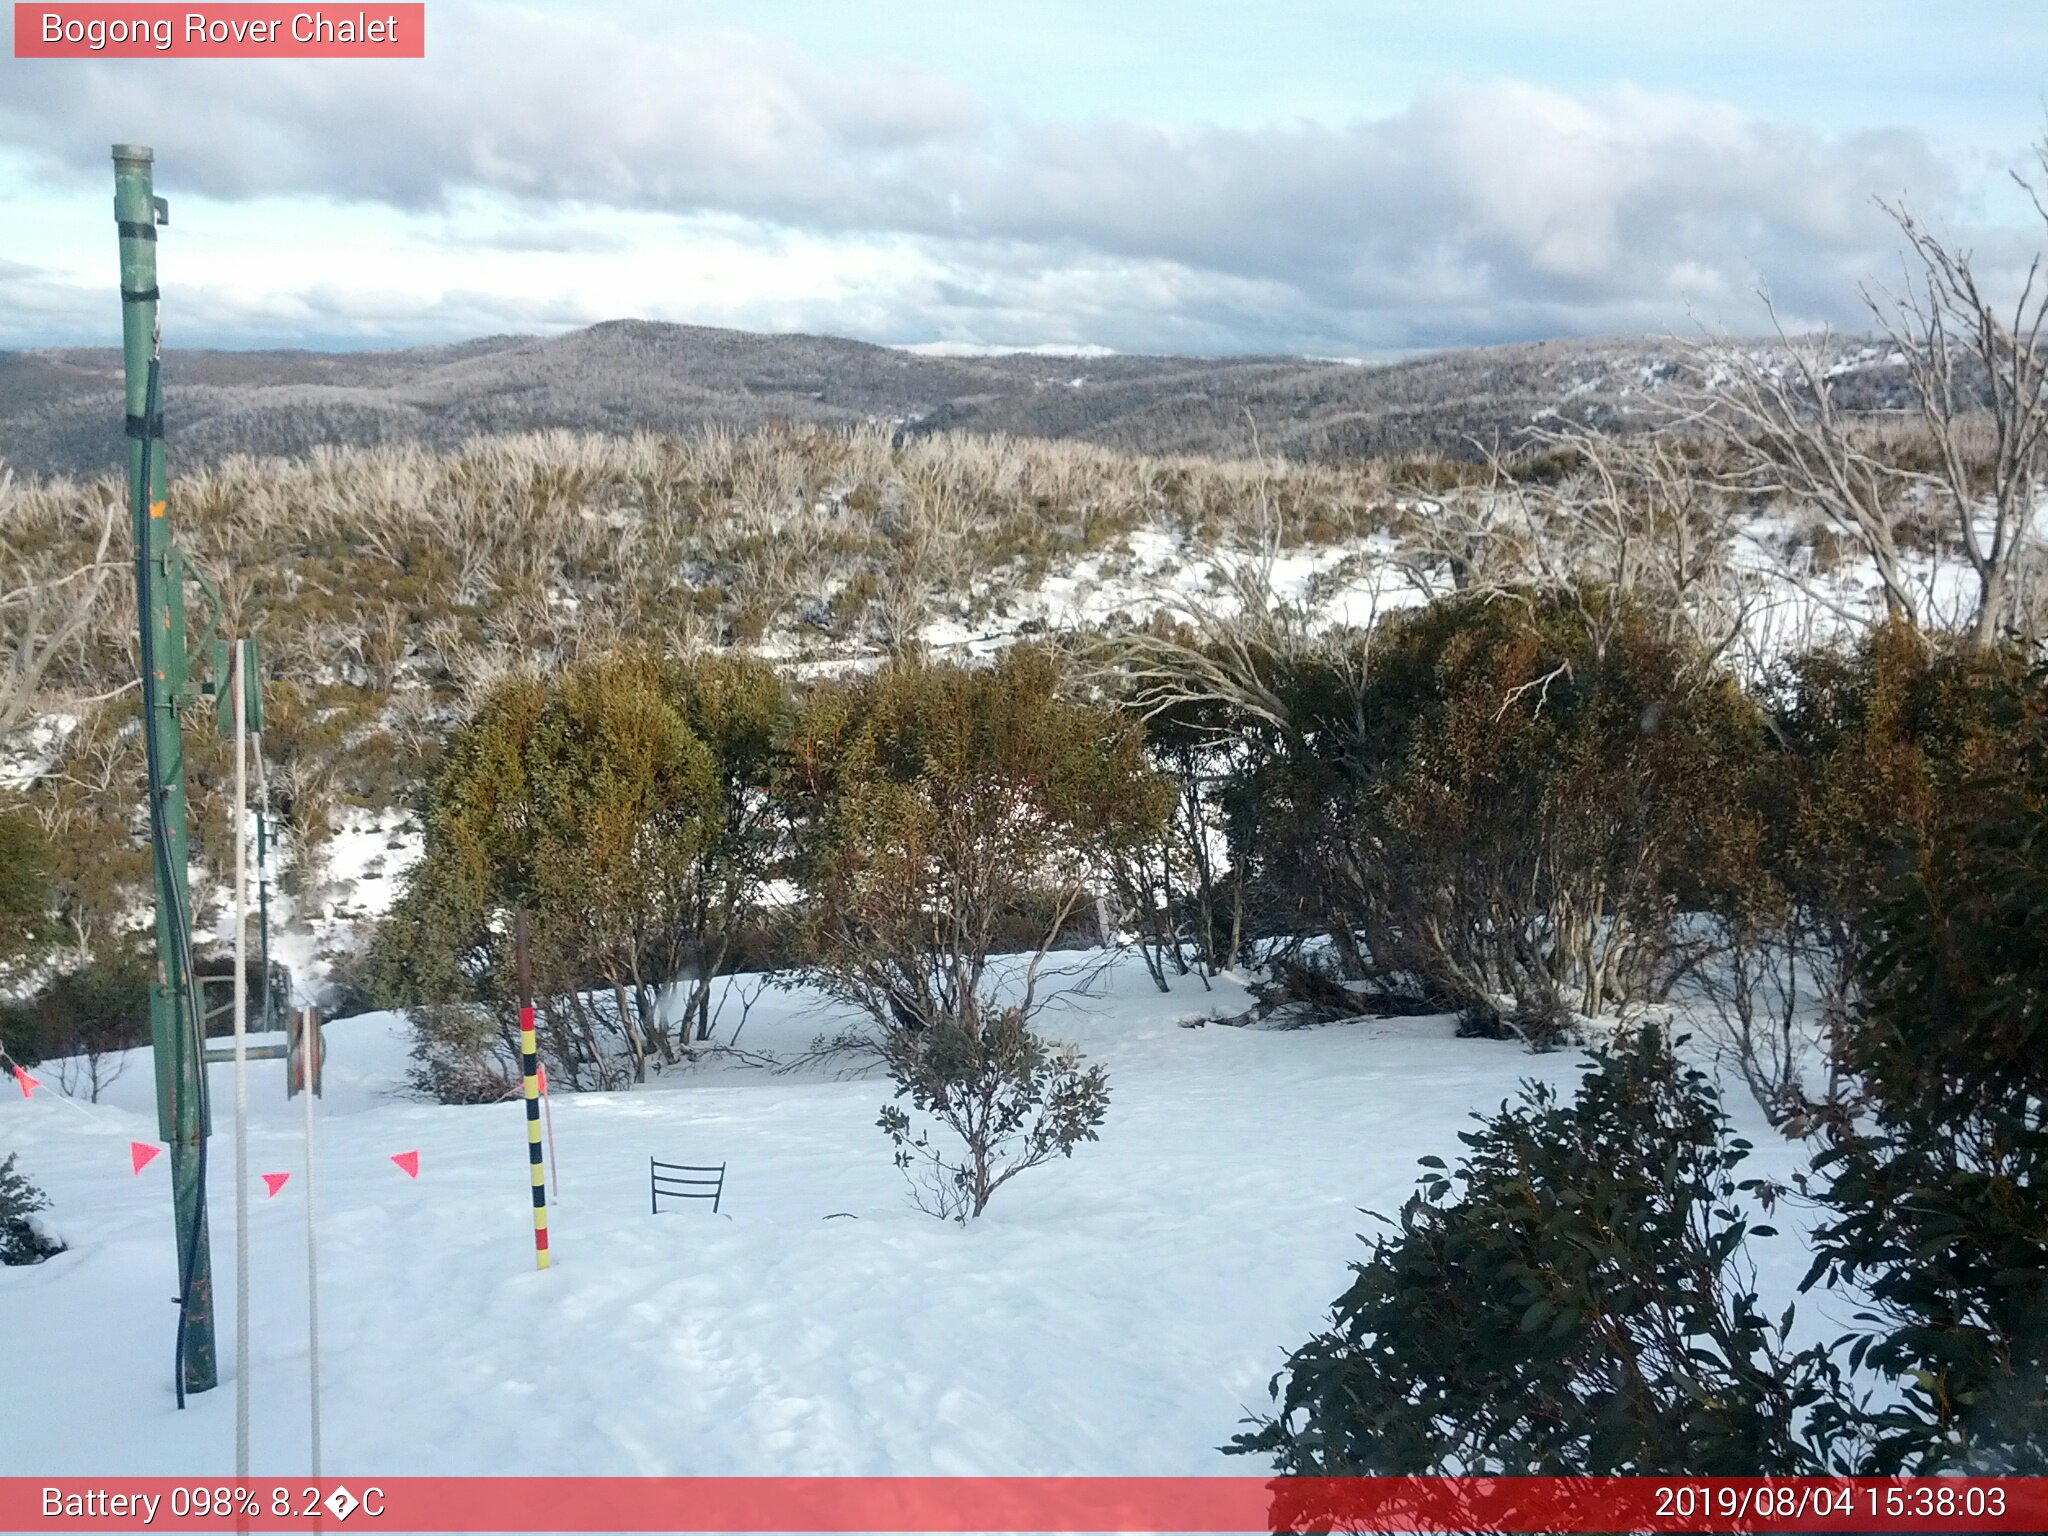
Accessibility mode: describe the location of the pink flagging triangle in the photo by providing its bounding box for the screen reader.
[391,1149,420,1179]
[130,1141,161,1175]
[12,1065,39,1099]
[261,1172,290,1198]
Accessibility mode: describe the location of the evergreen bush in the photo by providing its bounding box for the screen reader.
[0,1153,64,1266]
[1232,1028,1843,1475]
[1802,674,2048,1472]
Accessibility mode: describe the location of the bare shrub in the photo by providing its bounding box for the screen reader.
[1695,915,1812,1130]
[875,1006,1110,1222]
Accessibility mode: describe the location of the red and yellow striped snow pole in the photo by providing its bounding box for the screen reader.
[515,912,550,1270]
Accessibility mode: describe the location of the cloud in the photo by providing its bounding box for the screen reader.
[418,221,633,256]
[0,265,109,345]
[0,2,2018,352]
[0,6,985,218]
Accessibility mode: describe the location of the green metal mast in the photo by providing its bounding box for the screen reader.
[116,143,217,1398]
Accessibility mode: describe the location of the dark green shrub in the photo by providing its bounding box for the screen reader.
[787,648,1169,1039]
[373,649,789,1094]
[1231,592,1766,1022]
[0,809,52,982]
[12,715,152,974]
[1748,625,2041,1114]
[0,1153,64,1265]
[1232,1028,1843,1475]
[0,999,38,1068]
[1,947,149,1100]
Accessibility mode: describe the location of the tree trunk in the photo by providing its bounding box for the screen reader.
[1971,563,2008,649]
[635,977,675,1065]
[613,982,647,1084]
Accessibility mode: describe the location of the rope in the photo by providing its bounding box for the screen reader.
[542,1067,559,1198]
[0,1045,109,1121]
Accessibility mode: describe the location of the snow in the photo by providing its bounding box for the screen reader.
[0,711,78,791]
[11,463,1986,1478]
[960,526,1437,654]
[0,955,1826,1477]
[233,807,422,1008]
[824,487,2048,684]
[893,342,1118,360]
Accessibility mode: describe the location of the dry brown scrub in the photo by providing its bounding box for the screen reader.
[0,424,1405,888]
[3,424,1410,700]
[3,411,2024,978]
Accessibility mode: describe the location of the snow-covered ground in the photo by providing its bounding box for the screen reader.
[914,505,2021,684]
[0,712,78,791]
[190,806,424,1009]
[0,956,1827,1478]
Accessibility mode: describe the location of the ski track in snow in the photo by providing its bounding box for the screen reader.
[0,956,1828,1477]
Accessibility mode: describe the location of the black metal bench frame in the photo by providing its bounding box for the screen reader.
[650,1158,725,1214]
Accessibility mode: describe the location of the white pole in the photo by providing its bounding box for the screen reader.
[258,730,321,1476]
[301,1004,323,1474]
[231,641,251,1478]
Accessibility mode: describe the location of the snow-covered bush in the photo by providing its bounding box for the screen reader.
[0,1153,65,1266]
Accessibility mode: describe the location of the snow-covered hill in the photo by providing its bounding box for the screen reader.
[0,325,1907,480]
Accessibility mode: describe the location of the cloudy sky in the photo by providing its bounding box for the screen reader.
[1,0,2044,355]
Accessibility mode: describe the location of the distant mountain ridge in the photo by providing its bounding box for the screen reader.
[0,319,1906,480]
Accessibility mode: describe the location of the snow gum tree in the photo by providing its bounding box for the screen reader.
[1689,133,2048,648]
[787,648,1167,1218]
[377,649,783,1092]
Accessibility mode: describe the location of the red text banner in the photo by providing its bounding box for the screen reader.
[3,1476,2047,1533]
[13,5,425,58]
